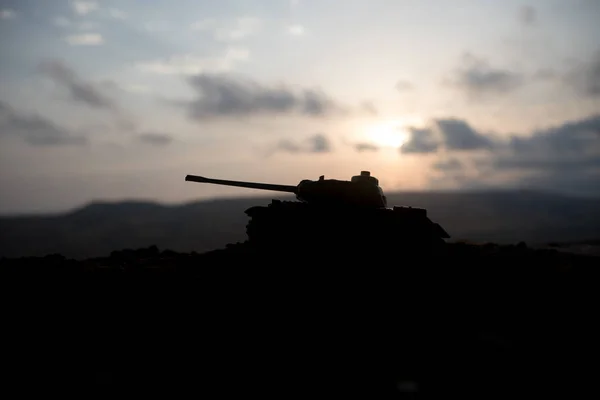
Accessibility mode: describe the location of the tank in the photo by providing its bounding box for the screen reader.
[185,171,450,252]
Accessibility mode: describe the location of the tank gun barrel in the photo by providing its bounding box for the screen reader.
[185,174,297,193]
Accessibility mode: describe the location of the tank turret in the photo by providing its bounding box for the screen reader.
[185,171,387,208]
[185,171,450,252]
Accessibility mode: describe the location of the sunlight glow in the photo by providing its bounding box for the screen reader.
[364,121,410,148]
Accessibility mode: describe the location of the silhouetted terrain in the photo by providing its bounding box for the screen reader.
[2,243,599,398]
[1,190,599,259]
[2,190,599,396]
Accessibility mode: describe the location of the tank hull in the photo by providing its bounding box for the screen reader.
[244,200,449,253]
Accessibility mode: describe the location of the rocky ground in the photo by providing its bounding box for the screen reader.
[2,239,597,270]
[1,241,599,398]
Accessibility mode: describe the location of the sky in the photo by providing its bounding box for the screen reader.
[0,0,599,214]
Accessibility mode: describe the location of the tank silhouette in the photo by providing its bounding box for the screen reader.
[185,171,450,251]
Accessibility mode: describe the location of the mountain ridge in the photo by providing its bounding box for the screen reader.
[4,188,593,218]
[1,190,599,259]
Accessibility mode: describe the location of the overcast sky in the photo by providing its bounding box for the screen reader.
[1,0,599,214]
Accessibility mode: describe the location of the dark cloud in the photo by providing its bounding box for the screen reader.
[395,80,414,92]
[574,51,600,97]
[139,132,173,146]
[432,158,463,171]
[273,133,332,155]
[355,143,379,152]
[446,53,523,98]
[183,74,340,120]
[527,51,600,98]
[510,114,600,154]
[0,100,87,146]
[310,134,331,153]
[428,113,600,195]
[38,59,136,130]
[400,127,439,154]
[495,114,600,172]
[435,118,495,150]
[38,60,115,110]
[274,139,301,153]
[303,90,336,116]
[519,6,536,26]
[401,119,494,154]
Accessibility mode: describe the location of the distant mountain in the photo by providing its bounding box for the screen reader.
[1,191,599,259]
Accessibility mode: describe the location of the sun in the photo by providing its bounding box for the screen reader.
[364,121,410,148]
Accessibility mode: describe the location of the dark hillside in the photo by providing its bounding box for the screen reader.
[1,191,599,258]
[2,243,599,398]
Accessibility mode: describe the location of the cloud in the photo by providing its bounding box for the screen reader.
[400,127,439,154]
[0,9,16,19]
[568,51,600,97]
[273,134,333,154]
[182,73,340,120]
[310,134,331,153]
[287,25,305,36]
[360,101,378,115]
[38,60,115,110]
[136,48,249,75]
[0,101,87,146]
[496,114,600,170]
[38,60,135,130]
[401,118,495,154]
[519,6,536,26]
[436,119,495,150]
[139,133,173,146]
[65,33,104,45]
[432,157,463,171]
[71,1,98,16]
[526,51,600,98]
[355,143,379,152]
[191,17,262,41]
[446,53,523,99]
[428,114,600,195]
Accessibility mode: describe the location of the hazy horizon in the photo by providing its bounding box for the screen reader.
[1,0,599,214]
[2,184,597,218]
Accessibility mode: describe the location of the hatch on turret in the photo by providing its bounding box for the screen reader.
[351,171,379,186]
